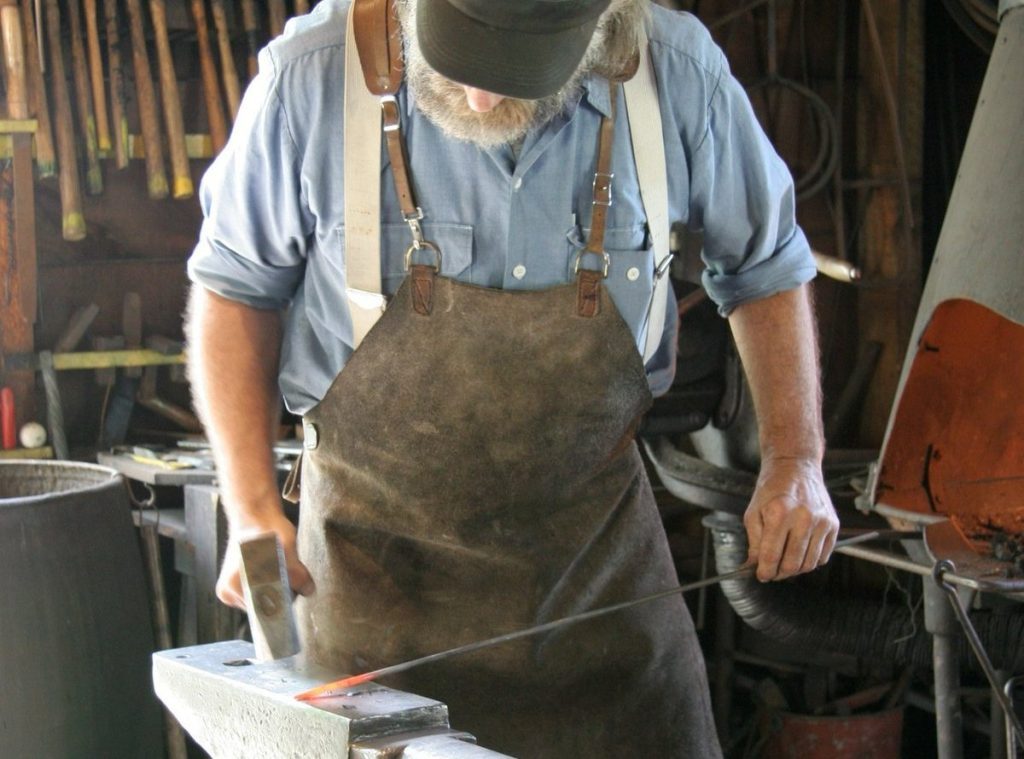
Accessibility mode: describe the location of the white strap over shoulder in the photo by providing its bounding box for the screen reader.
[623,26,672,364]
[343,5,386,349]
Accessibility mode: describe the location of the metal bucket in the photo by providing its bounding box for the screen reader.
[0,461,163,757]
[763,706,904,759]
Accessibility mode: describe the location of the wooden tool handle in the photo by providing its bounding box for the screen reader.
[240,0,259,80]
[0,0,28,120]
[294,0,309,14]
[19,0,56,177]
[43,0,86,240]
[190,0,228,154]
[66,0,104,194]
[103,0,129,168]
[268,0,285,37]
[210,0,241,120]
[124,0,169,198]
[82,0,111,152]
[149,0,193,198]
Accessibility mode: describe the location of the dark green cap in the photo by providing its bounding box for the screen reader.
[416,0,612,99]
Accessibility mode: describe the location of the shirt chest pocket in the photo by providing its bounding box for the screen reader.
[381,222,474,294]
[566,224,655,341]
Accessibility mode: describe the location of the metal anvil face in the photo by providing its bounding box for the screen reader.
[153,640,512,758]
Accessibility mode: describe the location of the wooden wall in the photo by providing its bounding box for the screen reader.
[0,0,990,452]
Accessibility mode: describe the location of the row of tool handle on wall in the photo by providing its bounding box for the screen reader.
[0,0,316,241]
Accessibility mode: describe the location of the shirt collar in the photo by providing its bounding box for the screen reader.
[581,74,614,118]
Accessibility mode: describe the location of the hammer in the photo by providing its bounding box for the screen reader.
[238,534,299,661]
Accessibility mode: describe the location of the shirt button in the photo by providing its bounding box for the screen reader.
[512,264,527,279]
[513,177,523,191]
[626,267,641,281]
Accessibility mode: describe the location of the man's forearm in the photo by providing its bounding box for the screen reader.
[727,284,824,463]
[185,285,285,527]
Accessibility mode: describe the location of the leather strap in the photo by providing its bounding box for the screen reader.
[623,26,672,363]
[586,84,616,258]
[576,82,618,317]
[381,98,420,225]
[410,264,435,315]
[344,2,386,348]
[352,0,402,95]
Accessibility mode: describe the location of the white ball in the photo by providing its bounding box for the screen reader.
[19,421,47,449]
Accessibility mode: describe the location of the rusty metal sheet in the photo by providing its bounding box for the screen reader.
[875,299,1024,535]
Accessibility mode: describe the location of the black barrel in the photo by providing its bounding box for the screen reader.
[0,461,163,757]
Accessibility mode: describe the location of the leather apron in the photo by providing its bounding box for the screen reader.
[292,86,721,758]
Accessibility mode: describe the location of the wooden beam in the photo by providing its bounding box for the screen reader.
[855,0,923,445]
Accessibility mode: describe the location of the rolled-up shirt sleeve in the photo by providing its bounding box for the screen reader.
[187,46,311,310]
[688,52,817,316]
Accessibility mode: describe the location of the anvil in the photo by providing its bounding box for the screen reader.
[153,534,512,757]
[153,639,513,758]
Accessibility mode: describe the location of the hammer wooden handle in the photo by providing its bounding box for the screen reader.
[83,0,111,152]
[0,0,28,120]
[190,0,228,154]
[268,0,285,38]
[103,0,129,168]
[210,0,241,120]
[19,0,56,177]
[149,0,193,198]
[44,0,86,240]
[125,0,168,198]
[66,0,103,194]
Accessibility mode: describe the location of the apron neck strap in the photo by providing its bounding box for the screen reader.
[575,81,618,318]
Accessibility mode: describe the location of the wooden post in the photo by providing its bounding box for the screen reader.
[0,1,37,425]
[855,0,923,445]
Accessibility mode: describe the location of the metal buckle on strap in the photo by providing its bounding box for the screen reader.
[403,207,427,248]
[573,249,610,277]
[655,253,673,279]
[592,171,614,207]
[381,94,400,132]
[404,240,442,272]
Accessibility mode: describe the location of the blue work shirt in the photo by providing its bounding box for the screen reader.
[188,0,816,415]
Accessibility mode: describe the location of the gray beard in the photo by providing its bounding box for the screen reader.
[397,0,608,149]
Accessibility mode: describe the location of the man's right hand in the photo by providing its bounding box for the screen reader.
[215,509,316,610]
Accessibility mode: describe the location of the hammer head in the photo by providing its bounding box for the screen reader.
[238,533,299,661]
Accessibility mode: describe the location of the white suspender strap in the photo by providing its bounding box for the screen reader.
[623,27,672,364]
[343,6,386,349]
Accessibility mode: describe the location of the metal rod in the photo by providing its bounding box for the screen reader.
[298,532,881,701]
[296,566,754,700]
[934,561,1024,746]
[835,543,993,592]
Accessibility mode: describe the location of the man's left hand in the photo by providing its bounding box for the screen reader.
[743,456,839,581]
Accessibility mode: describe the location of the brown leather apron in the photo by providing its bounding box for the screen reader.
[292,82,721,758]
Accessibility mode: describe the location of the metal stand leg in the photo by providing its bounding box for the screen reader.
[132,485,189,759]
[933,562,1024,750]
[1005,677,1020,759]
[992,670,1008,759]
[924,576,964,759]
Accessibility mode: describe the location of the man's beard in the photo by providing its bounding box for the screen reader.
[397,0,645,149]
